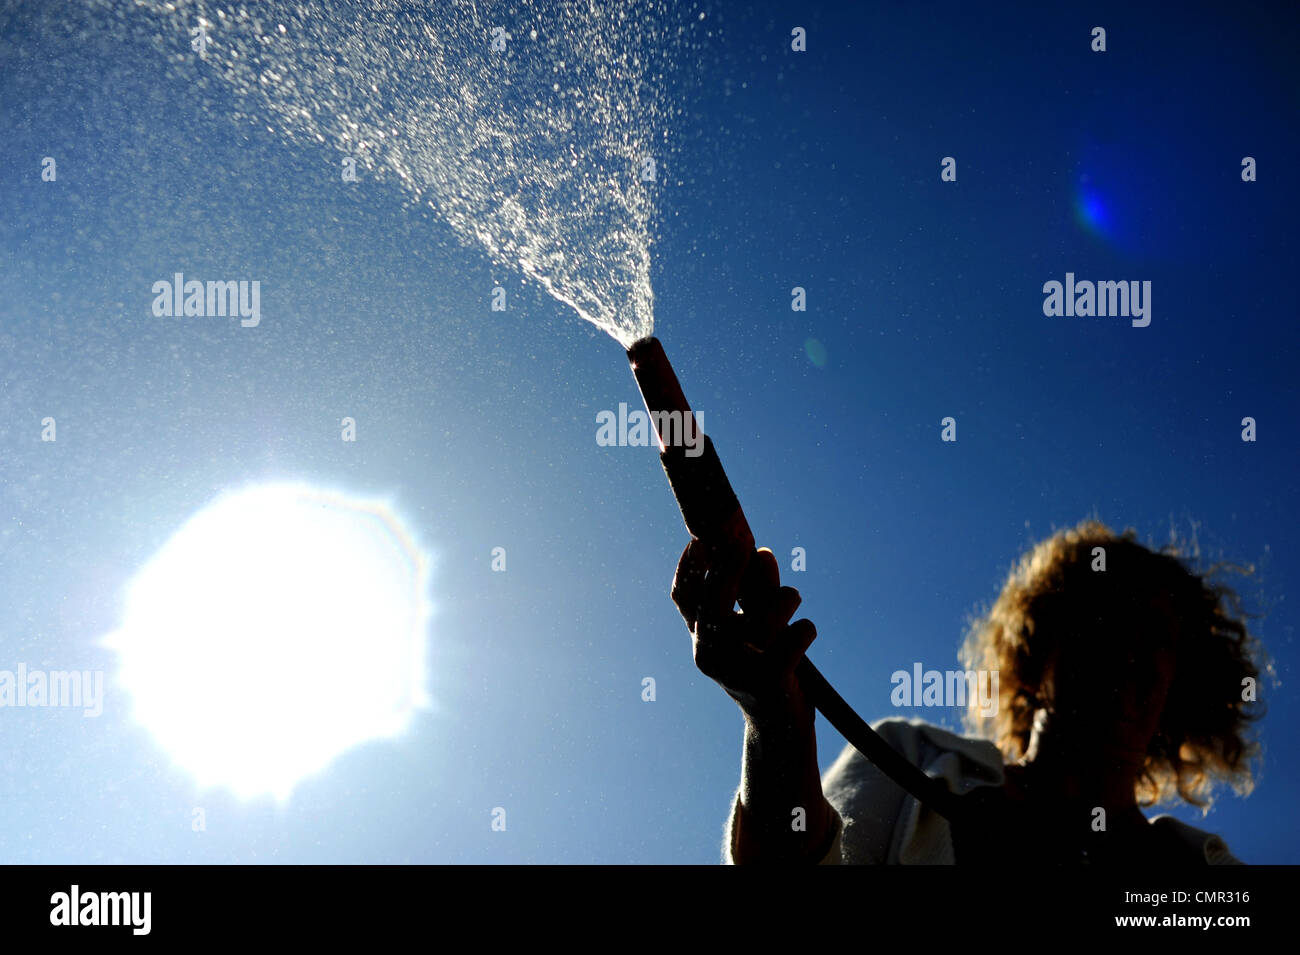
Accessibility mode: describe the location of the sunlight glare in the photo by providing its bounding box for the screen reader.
[104,483,433,802]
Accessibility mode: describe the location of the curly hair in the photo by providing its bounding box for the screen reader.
[959,519,1268,810]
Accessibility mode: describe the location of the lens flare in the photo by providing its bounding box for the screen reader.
[1074,179,1114,239]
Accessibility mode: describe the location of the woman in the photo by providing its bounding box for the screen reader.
[671,519,1266,864]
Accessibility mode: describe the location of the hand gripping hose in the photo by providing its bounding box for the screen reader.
[627,336,965,825]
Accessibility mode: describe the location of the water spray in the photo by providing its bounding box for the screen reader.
[99,0,980,850]
[627,336,966,826]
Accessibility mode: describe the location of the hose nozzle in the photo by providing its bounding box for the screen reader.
[627,337,754,552]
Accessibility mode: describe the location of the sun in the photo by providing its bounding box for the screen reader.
[105,482,433,802]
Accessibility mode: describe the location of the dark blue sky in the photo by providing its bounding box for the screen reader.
[1,0,1296,863]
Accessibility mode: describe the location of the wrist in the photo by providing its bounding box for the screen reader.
[744,700,815,736]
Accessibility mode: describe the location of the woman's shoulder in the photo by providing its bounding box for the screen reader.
[824,716,1006,790]
[1148,814,1244,865]
[819,717,1244,865]
[832,717,1003,784]
[821,717,1005,864]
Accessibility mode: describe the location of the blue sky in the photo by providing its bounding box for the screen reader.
[1,0,1296,863]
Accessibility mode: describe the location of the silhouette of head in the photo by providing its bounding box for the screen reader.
[961,520,1266,807]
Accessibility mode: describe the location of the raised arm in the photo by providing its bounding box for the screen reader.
[672,539,835,862]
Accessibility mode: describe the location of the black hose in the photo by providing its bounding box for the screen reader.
[795,657,964,822]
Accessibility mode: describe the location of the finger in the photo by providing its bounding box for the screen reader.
[770,586,803,626]
[738,585,803,656]
[699,538,752,621]
[671,539,709,631]
[738,547,780,612]
[777,619,818,673]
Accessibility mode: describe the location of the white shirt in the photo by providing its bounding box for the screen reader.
[724,717,1242,864]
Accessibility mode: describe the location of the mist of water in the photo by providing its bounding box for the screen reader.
[122,0,688,347]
